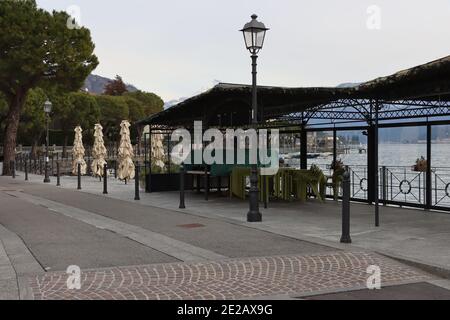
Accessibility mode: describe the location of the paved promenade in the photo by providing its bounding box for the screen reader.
[21,172,450,271]
[30,251,432,300]
[1,173,450,300]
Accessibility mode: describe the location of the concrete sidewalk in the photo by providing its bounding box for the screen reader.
[16,171,450,276]
[1,173,450,299]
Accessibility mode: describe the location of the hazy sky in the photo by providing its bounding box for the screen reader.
[36,0,450,102]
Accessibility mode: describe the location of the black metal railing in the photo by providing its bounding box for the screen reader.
[310,162,450,211]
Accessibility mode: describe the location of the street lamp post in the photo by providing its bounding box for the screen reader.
[43,100,52,183]
[241,14,268,222]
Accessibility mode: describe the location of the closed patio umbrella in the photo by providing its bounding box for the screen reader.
[117,120,135,181]
[72,126,87,175]
[91,124,107,177]
[151,133,166,171]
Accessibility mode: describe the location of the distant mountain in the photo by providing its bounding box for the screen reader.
[337,82,361,88]
[163,80,221,109]
[163,98,188,109]
[83,74,138,94]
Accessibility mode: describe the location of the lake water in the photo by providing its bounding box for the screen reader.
[285,143,450,208]
[284,143,450,168]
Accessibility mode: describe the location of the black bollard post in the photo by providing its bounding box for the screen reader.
[103,163,108,194]
[25,159,28,181]
[77,163,82,190]
[204,167,209,201]
[179,165,186,209]
[134,163,140,201]
[11,161,15,178]
[56,162,61,186]
[340,170,352,244]
[114,160,117,179]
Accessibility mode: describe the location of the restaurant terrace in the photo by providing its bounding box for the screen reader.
[138,55,450,218]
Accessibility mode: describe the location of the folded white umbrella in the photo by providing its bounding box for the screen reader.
[91,124,107,177]
[72,126,87,175]
[117,120,135,181]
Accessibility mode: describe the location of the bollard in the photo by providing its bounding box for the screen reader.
[204,167,209,201]
[103,163,108,194]
[340,170,352,244]
[39,158,42,175]
[134,163,140,201]
[11,161,15,179]
[25,160,28,181]
[114,160,117,179]
[179,165,186,209]
[56,162,61,186]
[77,163,82,190]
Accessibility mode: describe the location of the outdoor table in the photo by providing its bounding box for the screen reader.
[186,170,211,195]
[231,167,326,203]
[230,167,269,203]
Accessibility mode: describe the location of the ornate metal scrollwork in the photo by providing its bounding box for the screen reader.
[360,178,368,192]
[399,180,412,195]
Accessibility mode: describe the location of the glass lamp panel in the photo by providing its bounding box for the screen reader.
[255,30,266,49]
[244,30,253,49]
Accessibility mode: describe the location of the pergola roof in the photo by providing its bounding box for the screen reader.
[139,55,450,128]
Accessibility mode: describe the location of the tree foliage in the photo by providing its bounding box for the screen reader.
[0,0,98,174]
[124,90,164,116]
[17,88,47,143]
[103,75,128,96]
[95,95,129,140]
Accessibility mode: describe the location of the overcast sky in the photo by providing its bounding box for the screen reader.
[36,0,450,102]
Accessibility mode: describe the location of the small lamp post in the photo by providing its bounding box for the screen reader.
[240,14,268,222]
[43,99,52,183]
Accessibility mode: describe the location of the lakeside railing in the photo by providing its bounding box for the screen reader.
[310,162,450,210]
[11,145,145,176]
[10,148,450,212]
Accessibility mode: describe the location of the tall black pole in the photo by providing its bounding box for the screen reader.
[56,162,61,186]
[300,125,308,170]
[374,100,380,227]
[25,157,28,181]
[103,163,108,194]
[333,128,337,166]
[11,161,15,179]
[77,163,82,190]
[247,54,262,223]
[134,162,140,201]
[44,113,50,183]
[426,124,432,209]
[147,129,152,193]
[179,164,186,209]
[340,170,352,243]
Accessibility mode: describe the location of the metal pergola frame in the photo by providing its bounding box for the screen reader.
[137,55,450,219]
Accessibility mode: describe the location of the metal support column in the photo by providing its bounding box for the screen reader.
[300,125,308,170]
[333,128,337,166]
[374,101,380,227]
[426,124,432,209]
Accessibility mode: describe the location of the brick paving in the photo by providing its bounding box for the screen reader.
[29,251,433,300]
